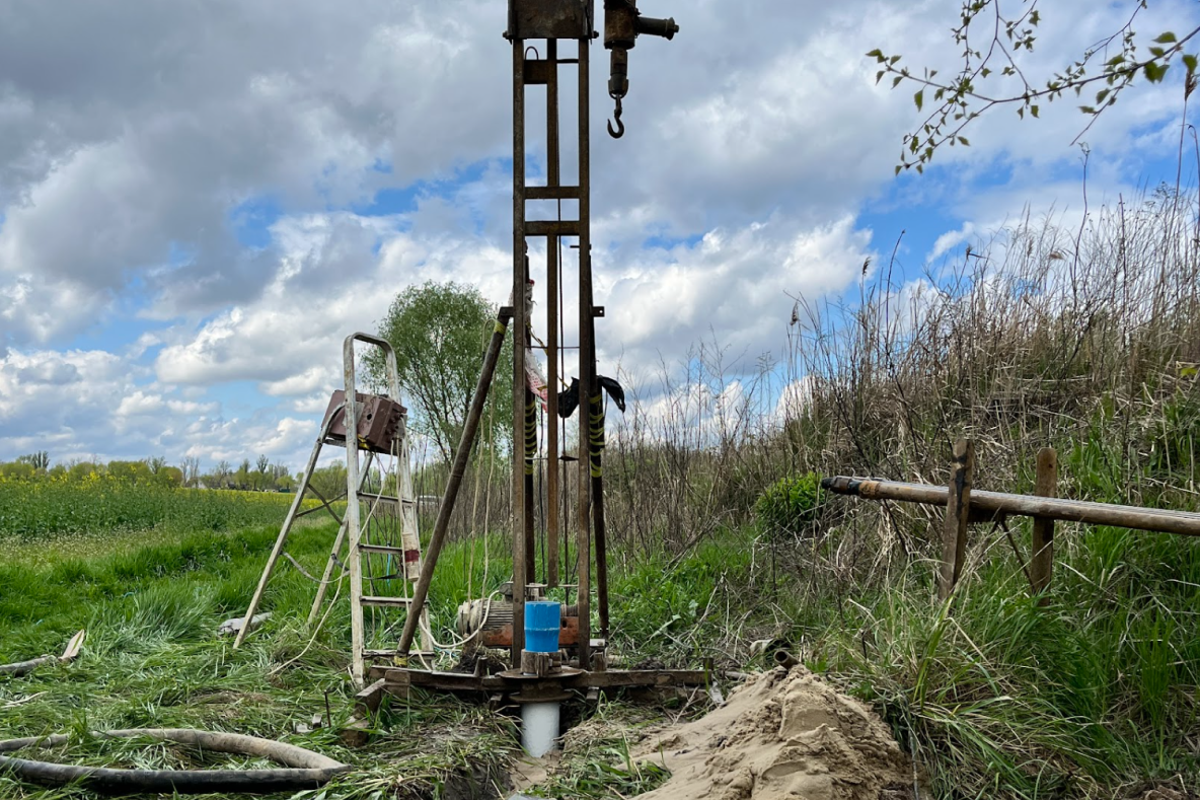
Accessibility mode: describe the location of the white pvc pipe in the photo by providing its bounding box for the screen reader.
[521,702,560,757]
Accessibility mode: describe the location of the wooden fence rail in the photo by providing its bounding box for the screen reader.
[822,440,1200,598]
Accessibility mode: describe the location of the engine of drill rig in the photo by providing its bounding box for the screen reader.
[456,584,581,652]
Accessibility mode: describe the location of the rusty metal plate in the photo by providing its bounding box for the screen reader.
[322,390,407,454]
[510,0,591,40]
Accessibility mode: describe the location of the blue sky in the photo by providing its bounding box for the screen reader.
[1,0,1198,473]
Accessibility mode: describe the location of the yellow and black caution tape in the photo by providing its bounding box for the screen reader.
[588,393,605,478]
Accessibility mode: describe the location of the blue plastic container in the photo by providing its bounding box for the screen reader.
[525,601,562,654]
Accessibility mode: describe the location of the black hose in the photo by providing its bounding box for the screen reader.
[0,729,349,795]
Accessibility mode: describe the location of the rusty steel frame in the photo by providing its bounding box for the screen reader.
[382,4,691,709]
[510,13,598,671]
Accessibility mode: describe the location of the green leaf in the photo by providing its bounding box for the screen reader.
[876,70,885,85]
[1183,54,1198,74]
[914,89,924,111]
[1155,31,1177,44]
[957,136,969,146]
[1150,46,1167,58]
[1144,62,1170,83]
[866,48,885,61]
[1030,104,1039,118]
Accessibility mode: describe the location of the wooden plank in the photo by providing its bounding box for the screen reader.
[371,667,712,696]
[1030,447,1058,598]
[570,670,710,689]
[823,478,1200,536]
[354,678,388,715]
[939,439,974,599]
[360,596,413,608]
[359,544,406,556]
[356,492,414,507]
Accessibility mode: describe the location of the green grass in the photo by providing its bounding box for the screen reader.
[0,523,516,800]
[0,480,319,541]
[0,507,767,800]
[752,517,1200,800]
[6,474,1199,799]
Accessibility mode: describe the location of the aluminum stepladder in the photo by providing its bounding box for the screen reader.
[234,332,432,686]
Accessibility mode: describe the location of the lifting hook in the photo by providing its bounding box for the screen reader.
[607,95,625,139]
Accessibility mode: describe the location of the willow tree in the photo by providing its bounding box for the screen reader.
[376,280,513,464]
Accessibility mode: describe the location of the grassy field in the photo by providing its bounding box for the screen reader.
[0,481,320,542]
[3,489,1200,798]
[0,501,751,800]
[0,521,519,800]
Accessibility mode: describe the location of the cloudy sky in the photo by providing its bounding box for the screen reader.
[1,0,1197,472]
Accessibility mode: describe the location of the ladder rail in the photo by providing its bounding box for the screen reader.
[233,406,342,650]
[306,450,376,625]
[343,332,403,686]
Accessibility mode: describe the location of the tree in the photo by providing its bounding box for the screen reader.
[235,459,252,490]
[16,452,49,472]
[870,2,1200,172]
[157,466,185,487]
[376,280,514,463]
[308,460,348,500]
[180,456,201,487]
[271,463,294,492]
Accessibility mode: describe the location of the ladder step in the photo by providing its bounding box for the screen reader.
[362,649,436,659]
[361,596,415,608]
[357,492,415,506]
[359,544,406,556]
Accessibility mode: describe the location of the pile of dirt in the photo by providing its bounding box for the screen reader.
[632,666,916,800]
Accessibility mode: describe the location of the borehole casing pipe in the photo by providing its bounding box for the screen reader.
[521,602,562,757]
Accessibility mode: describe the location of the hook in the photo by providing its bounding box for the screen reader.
[607,95,625,139]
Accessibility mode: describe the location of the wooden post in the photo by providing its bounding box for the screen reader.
[939,439,975,600]
[1030,447,1058,598]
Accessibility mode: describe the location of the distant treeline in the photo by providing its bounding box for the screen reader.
[0,451,374,504]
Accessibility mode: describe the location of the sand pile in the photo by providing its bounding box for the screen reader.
[632,666,915,800]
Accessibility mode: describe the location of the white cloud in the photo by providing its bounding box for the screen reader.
[2,0,1198,468]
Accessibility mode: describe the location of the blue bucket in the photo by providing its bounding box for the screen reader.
[525,601,561,654]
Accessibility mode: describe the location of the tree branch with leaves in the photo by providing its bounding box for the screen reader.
[870,1,1200,173]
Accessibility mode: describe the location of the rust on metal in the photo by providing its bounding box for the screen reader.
[602,0,679,138]
[369,666,713,696]
[509,0,591,41]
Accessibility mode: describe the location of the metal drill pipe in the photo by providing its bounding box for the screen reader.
[575,35,593,671]
[546,38,561,588]
[822,476,1200,537]
[397,312,511,657]
[511,39,529,662]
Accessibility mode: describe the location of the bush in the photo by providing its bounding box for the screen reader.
[754,472,822,540]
